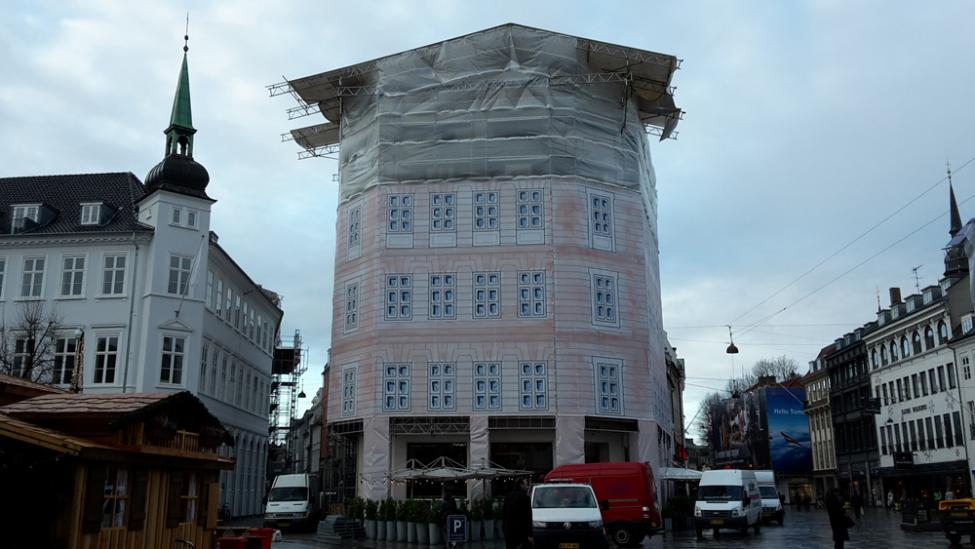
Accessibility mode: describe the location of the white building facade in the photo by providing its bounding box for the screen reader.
[0,45,282,517]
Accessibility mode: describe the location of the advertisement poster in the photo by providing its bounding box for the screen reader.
[765,387,813,474]
[710,391,766,468]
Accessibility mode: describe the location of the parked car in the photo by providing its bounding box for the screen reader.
[544,462,661,546]
[264,473,322,531]
[754,470,784,524]
[940,497,975,546]
[693,469,762,537]
[531,482,610,549]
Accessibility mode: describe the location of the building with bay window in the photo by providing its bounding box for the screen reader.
[278,23,682,517]
[0,40,283,517]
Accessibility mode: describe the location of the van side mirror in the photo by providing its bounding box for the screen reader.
[600,500,610,511]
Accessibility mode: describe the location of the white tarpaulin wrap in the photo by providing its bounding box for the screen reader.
[469,415,490,500]
[286,24,681,222]
[362,416,390,500]
[555,415,585,465]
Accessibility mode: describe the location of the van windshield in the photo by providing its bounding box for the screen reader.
[759,487,778,499]
[532,487,597,509]
[269,487,308,502]
[698,485,743,501]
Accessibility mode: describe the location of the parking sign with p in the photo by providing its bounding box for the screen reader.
[447,514,467,543]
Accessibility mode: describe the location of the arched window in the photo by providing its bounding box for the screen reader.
[871,349,879,369]
[925,326,936,349]
[889,341,898,362]
[938,321,949,345]
[901,336,910,358]
[881,346,888,365]
[913,331,922,354]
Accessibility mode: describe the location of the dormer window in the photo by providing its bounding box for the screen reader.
[80,202,102,225]
[11,204,40,231]
[170,206,198,229]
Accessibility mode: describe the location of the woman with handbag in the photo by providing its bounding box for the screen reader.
[825,488,852,549]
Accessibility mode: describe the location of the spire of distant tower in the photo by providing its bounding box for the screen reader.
[165,15,195,157]
[949,159,962,237]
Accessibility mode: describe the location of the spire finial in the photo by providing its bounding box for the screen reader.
[183,13,189,52]
[949,158,963,237]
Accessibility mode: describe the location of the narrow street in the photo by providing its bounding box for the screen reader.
[272,508,958,549]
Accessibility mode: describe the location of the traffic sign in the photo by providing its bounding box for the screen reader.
[447,514,468,543]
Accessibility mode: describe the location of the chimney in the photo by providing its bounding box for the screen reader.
[889,287,902,306]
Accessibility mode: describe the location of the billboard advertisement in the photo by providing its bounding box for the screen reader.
[765,387,813,475]
[710,391,767,469]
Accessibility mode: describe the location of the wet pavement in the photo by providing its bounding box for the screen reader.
[272,508,961,548]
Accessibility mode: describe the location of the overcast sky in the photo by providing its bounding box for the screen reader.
[3,1,974,427]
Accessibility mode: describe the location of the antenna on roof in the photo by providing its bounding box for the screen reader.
[183,13,189,53]
[912,265,923,293]
[875,287,881,313]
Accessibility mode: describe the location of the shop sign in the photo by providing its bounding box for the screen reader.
[894,451,913,471]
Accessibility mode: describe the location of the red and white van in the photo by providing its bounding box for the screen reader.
[544,462,662,546]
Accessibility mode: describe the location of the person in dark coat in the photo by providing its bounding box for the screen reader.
[825,488,850,549]
[503,478,533,549]
[851,490,863,519]
[441,493,458,541]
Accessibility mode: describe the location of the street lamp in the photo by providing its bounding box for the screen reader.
[726,325,739,354]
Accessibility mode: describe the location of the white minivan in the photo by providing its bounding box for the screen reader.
[693,469,762,538]
[754,470,784,525]
[531,483,610,549]
[264,473,322,531]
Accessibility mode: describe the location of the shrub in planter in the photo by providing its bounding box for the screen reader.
[396,500,408,541]
[415,500,430,545]
[429,499,444,545]
[385,498,398,540]
[364,499,378,539]
[377,500,388,540]
[403,500,418,543]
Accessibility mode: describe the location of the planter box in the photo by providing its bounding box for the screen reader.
[365,519,377,539]
[397,520,408,541]
[416,522,429,545]
[386,520,396,540]
[429,523,443,545]
[407,521,417,543]
[482,519,495,541]
[470,520,482,541]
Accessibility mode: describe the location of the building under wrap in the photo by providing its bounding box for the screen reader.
[274,23,683,502]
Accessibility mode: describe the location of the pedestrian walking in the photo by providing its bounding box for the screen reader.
[946,488,956,501]
[503,478,533,549]
[887,490,894,509]
[441,492,457,542]
[825,488,852,549]
[851,490,863,519]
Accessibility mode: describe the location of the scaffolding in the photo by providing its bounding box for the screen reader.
[269,329,308,458]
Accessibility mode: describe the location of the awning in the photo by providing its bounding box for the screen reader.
[389,456,533,482]
[658,467,703,481]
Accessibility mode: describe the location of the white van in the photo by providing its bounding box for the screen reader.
[693,470,762,538]
[264,473,322,531]
[531,483,610,549]
[754,470,784,525]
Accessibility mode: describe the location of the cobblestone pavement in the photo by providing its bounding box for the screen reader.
[272,508,960,549]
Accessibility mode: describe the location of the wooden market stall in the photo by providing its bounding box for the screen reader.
[0,386,234,548]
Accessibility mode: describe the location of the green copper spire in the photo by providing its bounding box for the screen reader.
[164,29,197,158]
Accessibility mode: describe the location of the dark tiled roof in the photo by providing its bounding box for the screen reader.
[0,172,154,235]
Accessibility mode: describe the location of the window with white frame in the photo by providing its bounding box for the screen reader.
[345,281,359,331]
[200,343,209,393]
[11,204,40,231]
[474,362,501,410]
[233,294,241,330]
[224,287,233,321]
[172,206,182,225]
[160,335,186,384]
[428,363,456,410]
[517,271,546,318]
[220,355,229,401]
[474,191,499,231]
[101,254,126,295]
[206,271,214,310]
[167,255,192,295]
[186,209,197,228]
[11,338,33,378]
[385,275,413,320]
[60,256,86,296]
[519,362,548,410]
[52,337,78,385]
[590,194,613,236]
[242,302,249,335]
[209,348,219,395]
[348,205,361,248]
[20,257,45,297]
[235,361,244,405]
[594,359,623,415]
[429,273,456,319]
[93,335,119,384]
[249,309,256,340]
[215,278,224,316]
[965,356,972,381]
[591,272,619,327]
[341,367,357,417]
[473,272,500,318]
[430,193,456,232]
[80,203,101,225]
[0,257,5,297]
[387,194,413,233]
[517,190,543,228]
[382,363,411,411]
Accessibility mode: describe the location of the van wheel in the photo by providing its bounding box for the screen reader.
[611,526,641,547]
